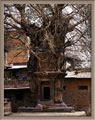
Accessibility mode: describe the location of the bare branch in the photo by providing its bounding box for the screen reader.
[9,48,25,64]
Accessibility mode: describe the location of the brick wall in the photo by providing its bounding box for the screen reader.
[63,78,91,111]
[4,31,28,65]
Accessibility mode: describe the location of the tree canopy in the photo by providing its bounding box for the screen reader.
[4,4,91,71]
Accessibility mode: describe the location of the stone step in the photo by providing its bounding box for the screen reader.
[18,105,74,112]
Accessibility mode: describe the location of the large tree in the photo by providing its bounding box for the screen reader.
[4,4,91,72]
[4,4,91,105]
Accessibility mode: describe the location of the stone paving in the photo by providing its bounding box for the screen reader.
[5,111,86,117]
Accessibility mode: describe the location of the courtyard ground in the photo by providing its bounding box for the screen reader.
[4,111,87,118]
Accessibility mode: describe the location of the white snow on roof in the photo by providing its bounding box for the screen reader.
[9,65,27,69]
[65,71,91,78]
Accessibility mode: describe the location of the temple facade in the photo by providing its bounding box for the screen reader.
[28,51,66,105]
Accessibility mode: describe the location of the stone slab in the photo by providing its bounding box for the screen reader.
[5,111,86,117]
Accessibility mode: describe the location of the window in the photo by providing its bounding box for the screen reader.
[78,86,88,90]
[40,81,50,100]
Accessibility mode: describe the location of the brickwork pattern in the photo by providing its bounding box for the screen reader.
[63,78,91,111]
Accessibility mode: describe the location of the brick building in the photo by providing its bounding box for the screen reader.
[63,71,91,112]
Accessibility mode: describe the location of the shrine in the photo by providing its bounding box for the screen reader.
[28,51,69,108]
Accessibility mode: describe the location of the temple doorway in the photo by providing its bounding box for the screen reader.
[41,81,51,101]
[43,87,50,100]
